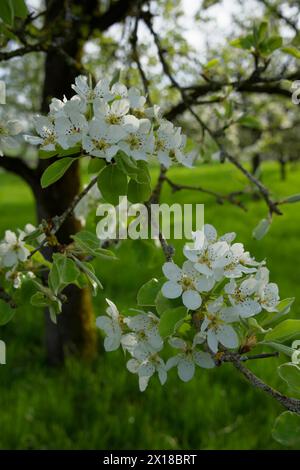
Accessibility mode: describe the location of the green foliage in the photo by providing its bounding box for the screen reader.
[127,178,152,203]
[97,164,128,205]
[137,278,164,307]
[72,230,117,259]
[278,363,300,393]
[265,320,300,344]
[0,299,15,326]
[0,0,28,26]
[252,218,271,240]
[158,306,187,338]
[41,157,78,188]
[48,254,80,296]
[282,46,300,59]
[272,412,300,447]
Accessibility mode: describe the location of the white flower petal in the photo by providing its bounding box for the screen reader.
[182,290,202,310]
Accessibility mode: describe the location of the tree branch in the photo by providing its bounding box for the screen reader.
[0,155,38,190]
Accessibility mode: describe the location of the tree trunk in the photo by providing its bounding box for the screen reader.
[251,153,261,176]
[36,0,98,364]
[279,158,287,181]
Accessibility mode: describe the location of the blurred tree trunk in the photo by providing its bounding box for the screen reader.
[251,153,261,176]
[279,156,287,181]
[36,0,99,365]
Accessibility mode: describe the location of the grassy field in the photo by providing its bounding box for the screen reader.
[0,161,299,450]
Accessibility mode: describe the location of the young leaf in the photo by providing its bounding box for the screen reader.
[88,158,106,174]
[238,115,262,129]
[261,298,295,327]
[278,363,300,394]
[0,0,14,26]
[97,164,128,206]
[72,230,117,259]
[281,194,300,204]
[282,46,300,60]
[0,299,16,326]
[72,257,103,295]
[272,412,300,447]
[137,278,164,306]
[11,0,28,18]
[253,218,271,240]
[264,319,300,344]
[41,157,78,188]
[127,178,152,203]
[48,254,80,295]
[159,306,187,338]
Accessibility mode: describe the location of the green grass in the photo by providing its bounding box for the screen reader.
[0,162,299,450]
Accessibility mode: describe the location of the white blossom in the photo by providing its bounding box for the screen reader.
[161,260,214,310]
[121,312,163,357]
[0,230,30,268]
[256,267,280,312]
[225,278,262,317]
[96,299,124,351]
[118,118,154,161]
[82,119,123,161]
[127,350,167,392]
[25,116,58,151]
[200,296,239,353]
[71,75,113,103]
[166,336,215,382]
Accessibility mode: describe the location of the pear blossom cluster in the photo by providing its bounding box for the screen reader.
[161,224,280,353]
[0,224,41,288]
[25,75,195,168]
[97,224,280,391]
[96,298,215,391]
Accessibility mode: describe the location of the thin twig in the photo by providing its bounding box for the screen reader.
[29,176,98,258]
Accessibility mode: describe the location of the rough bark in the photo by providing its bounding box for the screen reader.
[37,0,99,364]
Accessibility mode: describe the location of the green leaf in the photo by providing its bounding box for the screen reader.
[282,46,300,60]
[41,157,77,188]
[0,0,14,26]
[72,257,103,295]
[230,35,254,50]
[11,0,28,18]
[272,412,300,447]
[116,151,138,177]
[262,298,295,327]
[88,158,106,174]
[278,363,300,393]
[264,341,295,357]
[159,306,187,338]
[39,149,58,159]
[257,21,268,43]
[72,230,117,259]
[204,58,220,69]
[127,178,151,203]
[30,249,52,269]
[253,218,271,240]
[30,292,50,308]
[48,254,80,295]
[281,194,300,204]
[137,278,164,306]
[265,319,300,344]
[155,290,181,316]
[248,317,271,334]
[260,36,283,55]
[238,115,262,129]
[0,299,15,325]
[97,164,128,206]
[58,145,81,157]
